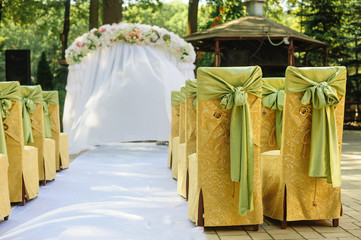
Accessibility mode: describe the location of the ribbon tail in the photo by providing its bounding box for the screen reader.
[22,102,34,145]
[327,106,341,187]
[275,109,283,148]
[230,104,254,216]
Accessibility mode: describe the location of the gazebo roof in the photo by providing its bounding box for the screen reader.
[184,16,327,48]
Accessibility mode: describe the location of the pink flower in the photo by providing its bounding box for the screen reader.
[133,36,136,39]
[178,48,181,53]
[99,27,106,33]
[131,32,136,36]
[135,39,140,43]
[76,42,84,47]
[125,36,131,41]
[135,29,141,35]
[139,36,143,40]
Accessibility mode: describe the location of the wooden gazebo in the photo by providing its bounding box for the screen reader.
[184,16,328,77]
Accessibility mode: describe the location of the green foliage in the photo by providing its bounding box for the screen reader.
[300,0,346,66]
[198,0,245,30]
[37,52,53,90]
[124,1,187,36]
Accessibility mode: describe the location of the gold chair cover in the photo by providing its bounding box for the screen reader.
[195,67,263,226]
[171,137,180,179]
[0,154,11,219]
[177,87,187,198]
[21,86,56,181]
[262,67,345,222]
[261,78,284,153]
[168,91,180,168]
[44,93,69,170]
[4,91,39,202]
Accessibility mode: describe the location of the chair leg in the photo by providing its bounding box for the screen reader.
[4,216,9,221]
[41,179,46,186]
[252,224,259,231]
[197,189,204,227]
[281,220,287,229]
[333,219,339,227]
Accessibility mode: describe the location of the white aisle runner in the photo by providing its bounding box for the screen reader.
[0,143,205,240]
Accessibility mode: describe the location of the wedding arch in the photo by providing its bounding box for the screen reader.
[63,22,195,154]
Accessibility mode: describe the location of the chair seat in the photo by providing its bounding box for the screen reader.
[171,137,180,179]
[188,153,199,223]
[23,146,39,200]
[59,133,70,169]
[177,143,187,198]
[44,138,56,180]
[0,154,11,219]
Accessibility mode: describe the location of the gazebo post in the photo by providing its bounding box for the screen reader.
[214,40,220,67]
[323,47,329,66]
[288,39,295,66]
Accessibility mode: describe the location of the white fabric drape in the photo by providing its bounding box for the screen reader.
[64,42,194,154]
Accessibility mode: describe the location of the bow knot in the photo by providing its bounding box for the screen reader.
[24,98,36,115]
[302,82,339,110]
[220,87,248,109]
[0,99,12,118]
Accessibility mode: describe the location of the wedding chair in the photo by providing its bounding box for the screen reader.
[177,86,187,197]
[0,153,10,221]
[193,66,263,228]
[185,79,197,200]
[43,91,69,171]
[168,91,181,169]
[261,78,285,152]
[177,79,197,199]
[1,81,39,205]
[262,66,346,228]
[21,86,56,185]
[171,88,185,180]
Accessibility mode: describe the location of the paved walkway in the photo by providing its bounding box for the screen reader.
[204,130,361,240]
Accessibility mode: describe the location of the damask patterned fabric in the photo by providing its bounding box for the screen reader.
[44,91,70,171]
[261,78,285,150]
[262,66,346,222]
[168,91,180,168]
[171,137,180,179]
[0,154,11,219]
[196,67,263,226]
[3,96,39,202]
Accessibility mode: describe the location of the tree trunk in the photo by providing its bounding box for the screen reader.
[102,0,122,25]
[187,0,199,35]
[89,0,99,30]
[61,0,70,60]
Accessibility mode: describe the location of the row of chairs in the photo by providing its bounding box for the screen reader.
[168,66,346,229]
[0,81,70,222]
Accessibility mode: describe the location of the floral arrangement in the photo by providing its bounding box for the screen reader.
[66,22,196,65]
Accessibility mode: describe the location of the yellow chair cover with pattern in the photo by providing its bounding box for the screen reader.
[168,91,181,168]
[177,86,188,198]
[195,66,263,226]
[261,78,284,152]
[21,85,56,182]
[43,91,69,170]
[262,66,346,226]
[0,83,11,219]
[1,81,39,203]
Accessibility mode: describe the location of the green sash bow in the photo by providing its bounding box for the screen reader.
[43,91,59,138]
[21,85,43,145]
[285,66,347,187]
[0,82,21,157]
[179,86,186,104]
[185,79,197,108]
[171,91,181,106]
[262,78,285,148]
[197,66,262,215]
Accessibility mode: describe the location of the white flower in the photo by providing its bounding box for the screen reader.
[65,22,196,65]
